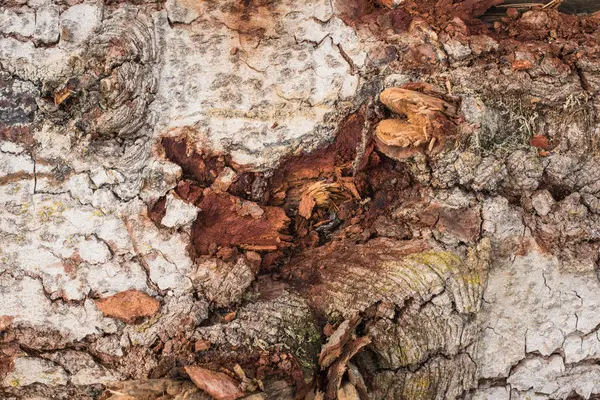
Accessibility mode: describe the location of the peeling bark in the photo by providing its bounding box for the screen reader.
[2,0,600,399]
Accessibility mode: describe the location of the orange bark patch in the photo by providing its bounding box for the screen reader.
[192,190,290,255]
[270,107,368,204]
[530,134,550,150]
[162,136,225,186]
[195,339,211,353]
[0,316,12,332]
[95,290,160,324]
[512,59,533,71]
[185,365,244,400]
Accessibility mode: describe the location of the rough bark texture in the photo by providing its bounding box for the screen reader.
[1,0,600,399]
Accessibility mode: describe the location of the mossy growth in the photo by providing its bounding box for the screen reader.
[468,90,593,156]
[404,375,431,399]
[285,315,322,373]
[470,96,540,156]
[406,250,462,270]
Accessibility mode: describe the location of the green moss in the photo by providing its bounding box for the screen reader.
[403,375,431,399]
[289,318,322,372]
[396,345,409,366]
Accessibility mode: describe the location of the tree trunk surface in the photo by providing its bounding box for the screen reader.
[1,0,600,399]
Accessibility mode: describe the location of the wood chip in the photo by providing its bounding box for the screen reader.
[299,191,317,219]
[224,311,237,322]
[375,85,457,160]
[53,87,71,105]
[530,134,550,150]
[94,290,160,324]
[233,364,248,382]
[512,59,533,71]
[194,339,211,352]
[297,181,355,219]
[375,119,424,148]
[185,366,244,400]
[239,244,278,251]
[380,87,457,118]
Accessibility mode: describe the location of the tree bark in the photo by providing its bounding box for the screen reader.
[1,0,600,399]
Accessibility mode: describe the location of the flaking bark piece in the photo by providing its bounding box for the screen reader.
[347,362,370,400]
[185,365,245,400]
[298,181,356,219]
[337,382,361,400]
[325,336,371,400]
[95,290,160,324]
[375,119,425,148]
[375,86,457,159]
[192,190,291,254]
[319,315,361,369]
[103,378,208,399]
[379,87,457,119]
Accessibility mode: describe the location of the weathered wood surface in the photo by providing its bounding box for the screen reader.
[1,0,600,399]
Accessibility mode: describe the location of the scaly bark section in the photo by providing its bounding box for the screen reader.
[2,0,600,399]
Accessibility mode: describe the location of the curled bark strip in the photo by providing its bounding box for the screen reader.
[319,315,361,369]
[347,362,370,400]
[325,336,372,400]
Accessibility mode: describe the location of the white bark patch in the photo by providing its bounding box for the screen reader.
[161,193,199,228]
[2,357,69,388]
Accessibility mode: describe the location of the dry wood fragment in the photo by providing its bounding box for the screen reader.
[347,362,370,400]
[185,365,245,400]
[379,87,457,118]
[319,315,361,368]
[224,311,237,322]
[298,181,356,219]
[337,382,361,400]
[94,290,160,324]
[512,59,534,71]
[530,134,550,150]
[53,87,72,105]
[325,336,371,400]
[195,339,211,352]
[375,119,424,148]
[192,190,290,254]
[374,85,457,159]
